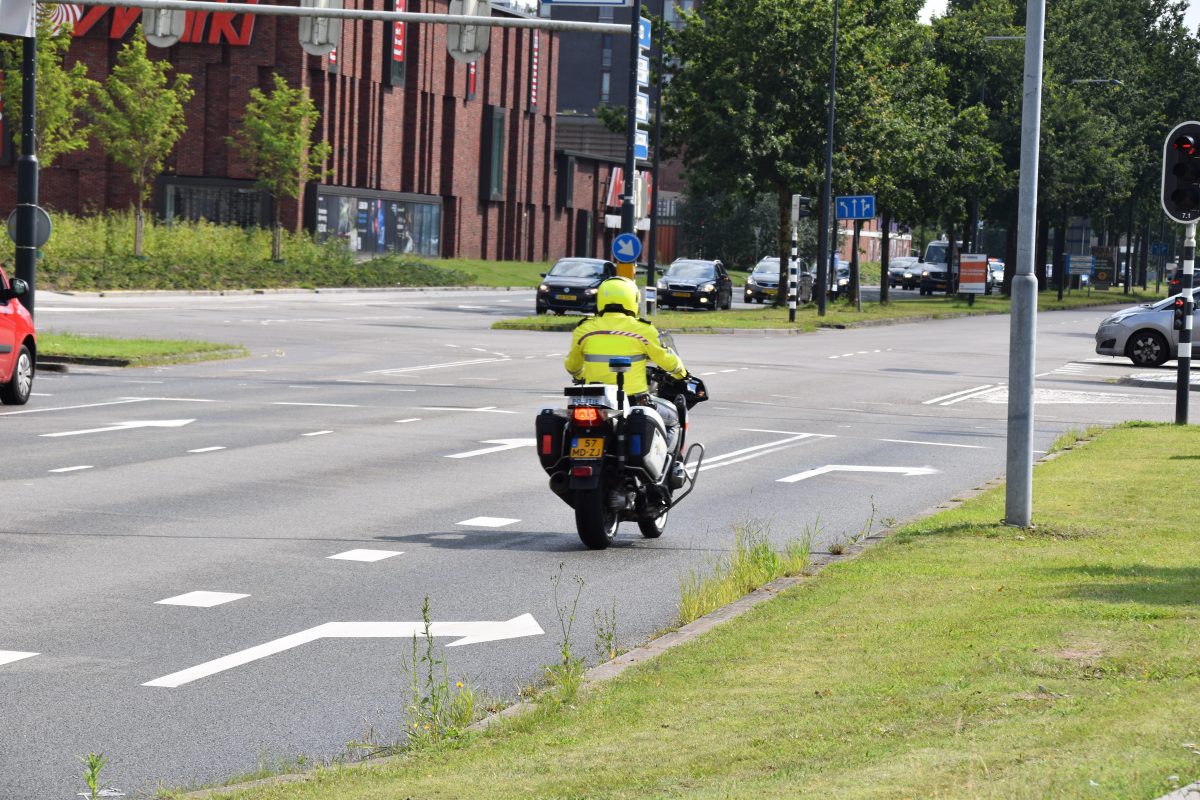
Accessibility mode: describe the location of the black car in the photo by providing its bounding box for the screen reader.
[536,258,617,315]
[657,259,733,310]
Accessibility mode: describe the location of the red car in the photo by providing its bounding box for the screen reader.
[0,267,34,405]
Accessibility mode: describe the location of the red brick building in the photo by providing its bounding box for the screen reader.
[0,0,591,261]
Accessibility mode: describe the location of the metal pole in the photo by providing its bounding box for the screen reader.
[815,0,838,317]
[1177,221,1194,425]
[788,216,798,321]
[647,0,664,313]
[621,0,643,243]
[15,33,37,318]
[1004,0,1045,528]
[1124,196,1134,294]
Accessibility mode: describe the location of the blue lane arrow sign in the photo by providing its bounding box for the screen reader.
[835,195,876,220]
[612,232,642,263]
[638,17,651,50]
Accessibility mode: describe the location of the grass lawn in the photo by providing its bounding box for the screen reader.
[39,331,247,366]
[435,258,554,287]
[198,422,1200,800]
[494,288,1168,333]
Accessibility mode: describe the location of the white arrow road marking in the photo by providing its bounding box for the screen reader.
[327,549,403,562]
[940,386,1006,406]
[41,419,196,438]
[143,614,544,688]
[697,431,834,473]
[779,465,940,483]
[447,439,536,458]
[0,650,38,667]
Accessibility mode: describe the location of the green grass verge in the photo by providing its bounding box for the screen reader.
[493,289,1169,333]
[195,422,1200,800]
[39,331,247,366]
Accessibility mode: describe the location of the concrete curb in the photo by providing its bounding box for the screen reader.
[1119,373,1200,392]
[45,285,524,299]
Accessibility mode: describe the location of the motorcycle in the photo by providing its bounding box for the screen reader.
[535,344,708,550]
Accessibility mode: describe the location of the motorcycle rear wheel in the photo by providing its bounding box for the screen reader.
[574,489,619,550]
[637,509,668,539]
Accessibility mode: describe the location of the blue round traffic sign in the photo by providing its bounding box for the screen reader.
[612,233,642,263]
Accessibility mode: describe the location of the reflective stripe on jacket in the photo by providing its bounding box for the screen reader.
[564,312,685,395]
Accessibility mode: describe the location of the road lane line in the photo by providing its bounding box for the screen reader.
[367,357,508,374]
[879,439,988,449]
[396,418,421,423]
[922,385,994,405]
[272,402,361,408]
[328,549,403,562]
[49,466,93,473]
[188,447,226,453]
[0,398,154,416]
[0,651,38,667]
[457,517,520,528]
[157,591,248,608]
[302,430,333,437]
[940,386,1006,406]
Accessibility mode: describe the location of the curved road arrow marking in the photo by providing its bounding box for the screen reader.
[778,465,939,483]
[447,438,536,458]
[143,614,544,688]
[41,420,196,438]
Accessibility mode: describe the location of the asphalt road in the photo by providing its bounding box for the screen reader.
[1,287,1181,798]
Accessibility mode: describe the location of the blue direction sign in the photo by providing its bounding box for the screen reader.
[635,130,650,161]
[835,195,875,220]
[1068,254,1095,276]
[612,232,642,263]
[638,17,651,50]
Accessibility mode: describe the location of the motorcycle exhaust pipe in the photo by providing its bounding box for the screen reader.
[549,472,575,508]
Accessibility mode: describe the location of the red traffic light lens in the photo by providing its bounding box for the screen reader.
[1175,135,1197,156]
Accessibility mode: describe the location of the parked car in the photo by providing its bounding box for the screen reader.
[657,259,734,310]
[0,267,35,405]
[887,256,921,290]
[536,257,617,315]
[744,256,811,303]
[1094,290,1200,367]
[989,259,1005,289]
[827,264,852,300]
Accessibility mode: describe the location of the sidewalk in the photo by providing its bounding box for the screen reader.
[204,423,1200,800]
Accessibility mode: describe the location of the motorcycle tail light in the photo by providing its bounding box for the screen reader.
[571,407,606,427]
[571,466,594,477]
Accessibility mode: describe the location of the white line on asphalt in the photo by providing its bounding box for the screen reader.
[157,591,249,608]
[922,385,994,405]
[0,397,155,416]
[420,406,516,414]
[699,371,717,376]
[328,549,403,562]
[386,388,417,392]
[124,397,215,403]
[142,615,544,687]
[0,651,38,667]
[50,466,93,473]
[367,357,509,374]
[302,430,333,437]
[288,385,320,389]
[779,465,940,483]
[880,439,988,449]
[30,392,52,397]
[940,386,1006,406]
[696,432,834,473]
[458,305,487,310]
[337,379,372,384]
[457,517,520,528]
[446,344,460,347]
[447,439,535,458]
[42,419,196,438]
[272,402,361,408]
[472,347,488,352]
[188,447,226,453]
[396,418,421,423]
[741,428,826,436]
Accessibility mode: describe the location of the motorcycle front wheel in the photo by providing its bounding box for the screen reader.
[574,489,619,550]
[637,509,668,539]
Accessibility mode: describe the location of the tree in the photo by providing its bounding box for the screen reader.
[90,31,193,256]
[0,13,96,168]
[229,73,331,261]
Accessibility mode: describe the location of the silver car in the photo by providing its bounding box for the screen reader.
[1094,291,1199,367]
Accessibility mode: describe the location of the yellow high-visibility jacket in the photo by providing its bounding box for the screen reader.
[564,312,686,395]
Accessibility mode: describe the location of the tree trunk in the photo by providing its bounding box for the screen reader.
[879,212,891,304]
[1138,221,1149,288]
[776,186,790,308]
[1053,204,1066,301]
[273,195,283,262]
[134,171,145,258]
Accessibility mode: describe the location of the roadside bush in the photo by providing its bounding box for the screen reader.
[38,212,474,291]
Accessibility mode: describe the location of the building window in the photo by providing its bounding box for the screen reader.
[600,71,610,104]
[600,34,612,68]
[598,6,613,20]
[486,106,506,201]
[161,177,270,229]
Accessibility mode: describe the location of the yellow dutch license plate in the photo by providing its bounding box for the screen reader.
[673,291,691,298]
[570,437,604,459]
[765,288,778,295]
[556,294,577,301]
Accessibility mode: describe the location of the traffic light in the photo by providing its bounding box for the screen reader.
[1173,294,1192,330]
[795,196,812,218]
[1163,121,1200,223]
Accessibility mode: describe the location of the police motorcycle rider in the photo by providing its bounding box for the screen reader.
[564,277,689,445]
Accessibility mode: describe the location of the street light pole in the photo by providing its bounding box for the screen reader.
[15,32,37,317]
[1004,0,1046,528]
[621,0,643,240]
[815,0,839,318]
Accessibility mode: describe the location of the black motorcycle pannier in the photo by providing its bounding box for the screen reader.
[625,407,669,479]
[535,408,569,471]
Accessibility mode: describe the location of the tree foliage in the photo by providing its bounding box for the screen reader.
[229,73,331,261]
[89,30,193,256]
[0,13,96,168]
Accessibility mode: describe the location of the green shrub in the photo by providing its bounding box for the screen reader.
[39,211,472,291]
